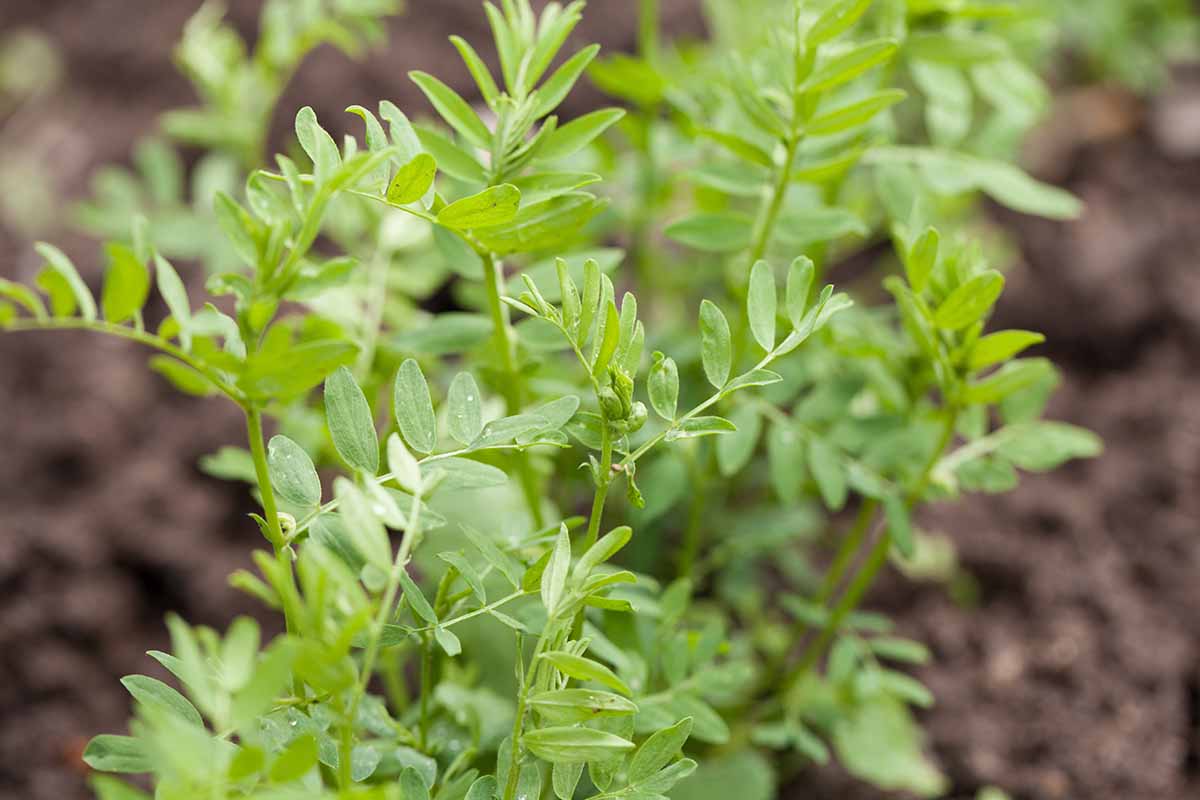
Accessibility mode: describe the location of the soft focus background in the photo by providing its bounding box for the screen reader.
[1,2,1198,799]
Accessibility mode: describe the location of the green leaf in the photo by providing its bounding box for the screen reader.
[629,717,693,783]
[154,255,191,349]
[387,153,437,205]
[530,689,638,724]
[101,242,151,324]
[511,171,601,205]
[35,242,95,321]
[905,227,939,293]
[541,525,572,616]
[964,358,1054,405]
[466,775,499,800]
[472,192,605,255]
[446,372,484,446]
[665,213,753,253]
[428,457,506,491]
[437,550,487,603]
[699,300,732,388]
[83,735,151,774]
[957,158,1082,219]
[591,301,621,378]
[575,525,632,577]
[534,44,600,117]
[267,435,322,508]
[0,277,47,319]
[808,0,873,45]
[400,766,433,800]
[767,423,806,503]
[270,733,319,782]
[294,107,340,182]
[553,761,584,800]
[748,260,777,351]
[392,312,492,355]
[435,626,462,657]
[90,776,150,800]
[325,366,380,474]
[648,353,679,421]
[148,356,216,397]
[786,256,815,327]
[832,698,946,796]
[438,184,521,229]
[540,651,632,696]
[398,568,438,625]
[716,406,762,477]
[666,416,737,441]
[933,270,1005,330]
[911,61,971,148]
[968,330,1044,370]
[995,421,1102,471]
[698,128,773,167]
[450,35,500,105]
[907,31,1009,64]
[416,127,487,184]
[387,433,422,492]
[409,71,491,148]
[805,39,898,94]
[121,675,202,727]
[806,89,906,136]
[775,206,867,247]
[808,437,848,510]
[334,478,390,570]
[723,369,783,395]
[538,108,625,161]
[523,726,634,764]
[394,359,438,455]
[462,524,523,588]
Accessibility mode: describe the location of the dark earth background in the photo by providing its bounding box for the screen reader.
[0,2,1198,799]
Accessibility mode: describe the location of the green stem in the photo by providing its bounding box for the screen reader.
[676,446,710,578]
[746,134,801,271]
[502,635,549,800]
[418,633,434,750]
[340,481,425,786]
[781,408,959,692]
[480,250,546,528]
[638,0,659,65]
[245,408,286,552]
[4,318,243,399]
[582,422,613,550]
[355,246,389,376]
[761,498,878,686]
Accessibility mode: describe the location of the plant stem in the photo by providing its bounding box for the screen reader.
[746,135,801,271]
[418,633,434,750]
[502,635,549,800]
[340,483,425,786]
[5,318,243,399]
[676,445,710,578]
[355,246,390,376]
[480,249,545,528]
[245,407,286,551]
[638,0,659,65]
[781,408,959,692]
[582,422,613,550]
[761,497,878,686]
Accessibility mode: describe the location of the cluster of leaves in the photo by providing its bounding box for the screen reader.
[1,1,1106,799]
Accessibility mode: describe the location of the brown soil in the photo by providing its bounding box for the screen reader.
[1,3,1197,800]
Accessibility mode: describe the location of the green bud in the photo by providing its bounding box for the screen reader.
[599,387,624,419]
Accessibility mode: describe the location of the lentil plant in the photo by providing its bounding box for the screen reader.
[0,1,1101,799]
